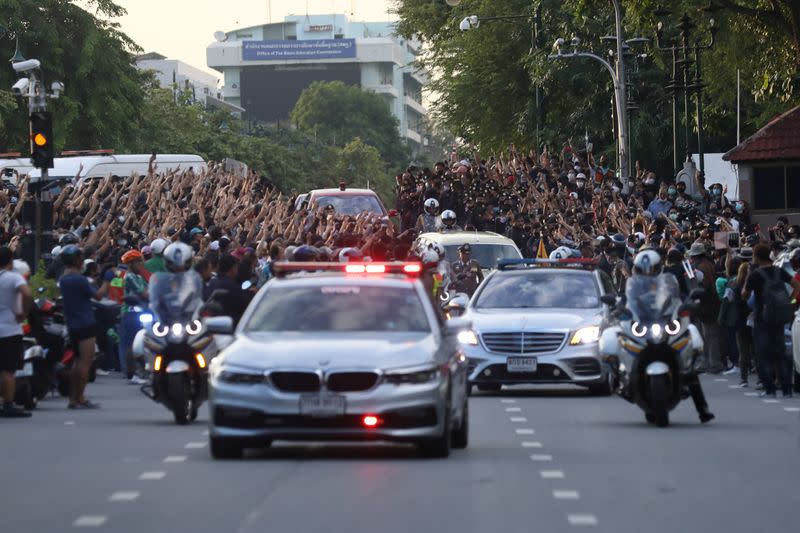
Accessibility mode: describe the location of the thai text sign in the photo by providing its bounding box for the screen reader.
[242,39,356,61]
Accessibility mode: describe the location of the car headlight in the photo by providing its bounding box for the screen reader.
[384,366,440,385]
[457,330,479,346]
[631,322,647,338]
[217,369,265,385]
[152,322,168,338]
[569,326,600,345]
[665,320,681,336]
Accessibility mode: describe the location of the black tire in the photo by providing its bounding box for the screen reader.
[418,402,451,458]
[210,436,243,459]
[451,400,469,449]
[88,364,96,383]
[588,370,614,396]
[649,375,670,427]
[476,384,502,393]
[645,412,655,424]
[168,374,190,425]
[57,373,70,397]
[22,386,36,411]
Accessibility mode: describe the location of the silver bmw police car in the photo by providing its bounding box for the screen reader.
[455,259,617,395]
[206,262,470,459]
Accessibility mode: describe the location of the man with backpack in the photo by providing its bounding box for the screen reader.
[741,244,800,398]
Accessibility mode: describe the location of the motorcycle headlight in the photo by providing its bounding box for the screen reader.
[665,320,681,336]
[139,313,154,326]
[650,323,665,342]
[569,326,600,345]
[152,322,168,338]
[457,330,479,346]
[185,320,202,335]
[171,323,183,337]
[384,366,440,385]
[631,322,647,338]
[218,369,265,385]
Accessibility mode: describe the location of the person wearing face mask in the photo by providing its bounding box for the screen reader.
[647,188,673,218]
[673,181,692,208]
[717,207,740,232]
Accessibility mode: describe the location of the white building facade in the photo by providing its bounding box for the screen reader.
[206,14,428,150]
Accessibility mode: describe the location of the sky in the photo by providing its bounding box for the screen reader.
[98,0,398,76]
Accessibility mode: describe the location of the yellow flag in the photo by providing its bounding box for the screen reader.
[536,238,548,259]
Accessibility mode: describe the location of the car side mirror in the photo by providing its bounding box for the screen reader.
[388,209,399,217]
[445,317,472,334]
[204,316,234,335]
[600,294,617,306]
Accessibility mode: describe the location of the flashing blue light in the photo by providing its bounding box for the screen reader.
[139,313,154,325]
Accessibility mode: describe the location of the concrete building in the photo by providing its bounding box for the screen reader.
[134,53,244,115]
[206,14,428,151]
[723,105,800,228]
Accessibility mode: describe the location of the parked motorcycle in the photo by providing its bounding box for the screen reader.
[135,270,221,425]
[599,274,705,427]
[13,338,46,409]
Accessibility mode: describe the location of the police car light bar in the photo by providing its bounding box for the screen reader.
[272,262,423,277]
[497,258,599,271]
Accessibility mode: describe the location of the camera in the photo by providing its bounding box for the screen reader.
[11,77,29,96]
[11,59,40,73]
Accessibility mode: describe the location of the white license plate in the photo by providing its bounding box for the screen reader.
[15,362,33,378]
[507,357,537,373]
[299,394,346,417]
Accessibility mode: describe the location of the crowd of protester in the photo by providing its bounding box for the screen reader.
[1,142,799,417]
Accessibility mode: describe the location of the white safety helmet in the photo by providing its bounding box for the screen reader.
[429,242,445,259]
[441,210,457,226]
[50,245,63,257]
[338,247,363,263]
[424,198,440,214]
[163,242,194,272]
[549,246,571,261]
[421,250,439,265]
[12,259,30,279]
[633,249,662,276]
[150,238,169,255]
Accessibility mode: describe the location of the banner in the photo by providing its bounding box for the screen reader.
[242,39,356,61]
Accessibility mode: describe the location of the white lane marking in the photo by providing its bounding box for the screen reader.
[505,407,522,412]
[521,441,542,448]
[73,516,107,527]
[744,392,759,397]
[510,417,528,423]
[515,428,535,435]
[138,471,166,480]
[163,455,187,463]
[567,514,598,526]
[728,385,741,389]
[202,430,209,436]
[501,399,517,403]
[64,421,75,425]
[762,399,780,404]
[713,378,728,382]
[184,441,206,449]
[784,407,800,413]
[553,490,580,500]
[540,470,565,479]
[530,454,553,462]
[109,491,139,502]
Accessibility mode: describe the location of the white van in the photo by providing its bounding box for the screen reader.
[1,156,34,183]
[27,153,207,183]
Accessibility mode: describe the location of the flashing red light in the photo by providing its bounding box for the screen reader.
[273,262,423,277]
[345,264,366,273]
[362,415,380,428]
[403,264,422,273]
[365,264,386,273]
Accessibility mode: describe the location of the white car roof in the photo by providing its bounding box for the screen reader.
[28,154,206,180]
[417,231,519,247]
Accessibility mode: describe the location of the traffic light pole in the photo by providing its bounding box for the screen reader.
[26,69,48,272]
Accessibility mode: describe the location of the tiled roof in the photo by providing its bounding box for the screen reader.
[723,105,800,163]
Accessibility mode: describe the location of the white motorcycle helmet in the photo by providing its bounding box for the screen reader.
[441,210,457,227]
[150,238,169,256]
[633,249,662,276]
[12,259,30,279]
[549,246,571,261]
[163,242,194,272]
[421,249,439,266]
[429,242,446,260]
[424,198,440,215]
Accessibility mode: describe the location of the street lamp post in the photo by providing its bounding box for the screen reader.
[654,4,719,174]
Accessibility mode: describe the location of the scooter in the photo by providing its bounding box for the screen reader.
[13,338,46,410]
[599,275,705,427]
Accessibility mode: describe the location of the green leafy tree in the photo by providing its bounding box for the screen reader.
[335,137,393,200]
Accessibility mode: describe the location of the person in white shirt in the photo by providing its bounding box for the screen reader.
[0,246,33,418]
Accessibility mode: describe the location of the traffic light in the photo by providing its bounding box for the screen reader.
[29,111,54,169]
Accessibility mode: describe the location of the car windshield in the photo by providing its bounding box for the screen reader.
[474,270,600,309]
[244,285,431,333]
[443,244,522,269]
[314,195,386,216]
[624,273,680,324]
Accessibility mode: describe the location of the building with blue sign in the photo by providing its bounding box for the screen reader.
[207,14,428,151]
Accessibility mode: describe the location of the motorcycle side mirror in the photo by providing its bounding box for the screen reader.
[678,302,700,315]
[37,287,45,293]
[204,316,234,335]
[241,280,253,291]
[600,294,617,306]
[445,317,472,335]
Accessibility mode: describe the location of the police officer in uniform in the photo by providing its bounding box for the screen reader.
[450,244,484,297]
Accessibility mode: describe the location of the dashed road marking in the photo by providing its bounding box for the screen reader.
[164,455,187,463]
[64,421,75,425]
[109,491,139,502]
[510,417,528,423]
[73,516,107,527]
[184,441,206,449]
[501,399,517,404]
[202,430,209,436]
[139,471,166,480]
[567,514,598,526]
[553,490,580,500]
[521,441,542,448]
[728,385,741,389]
[744,392,759,397]
[784,407,800,413]
[505,407,522,412]
[540,470,564,479]
[763,399,780,404]
[515,428,535,435]
[530,454,553,462]
[713,378,728,382]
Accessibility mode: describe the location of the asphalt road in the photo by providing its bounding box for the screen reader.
[2,374,798,533]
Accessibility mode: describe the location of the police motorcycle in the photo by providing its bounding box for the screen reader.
[134,243,226,425]
[599,252,706,427]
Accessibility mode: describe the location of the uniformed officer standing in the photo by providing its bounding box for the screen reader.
[450,244,484,297]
